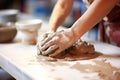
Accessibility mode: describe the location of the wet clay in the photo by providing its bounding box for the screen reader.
[37,39,102,61]
[71,60,120,80]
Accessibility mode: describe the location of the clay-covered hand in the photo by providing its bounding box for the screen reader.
[37,28,78,57]
[37,30,54,55]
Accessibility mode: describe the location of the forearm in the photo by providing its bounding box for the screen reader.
[71,0,119,39]
[47,0,73,32]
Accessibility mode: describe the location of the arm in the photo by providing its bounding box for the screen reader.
[38,0,120,57]
[71,0,120,39]
[47,0,73,32]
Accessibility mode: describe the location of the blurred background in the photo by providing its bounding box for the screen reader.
[1,0,120,45]
[0,0,98,41]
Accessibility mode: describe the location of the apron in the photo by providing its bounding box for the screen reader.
[98,4,120,47]
[83,0,120,46]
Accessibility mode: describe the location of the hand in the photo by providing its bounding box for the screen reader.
[37,28,78,57]
[37,30,54,55]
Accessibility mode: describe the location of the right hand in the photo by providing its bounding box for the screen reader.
[37,30,55,55]
[37,28,79,57]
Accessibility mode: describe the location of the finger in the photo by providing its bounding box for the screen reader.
[42,33,48,40]
[39,33,49,41]
[41,40,55,51]
[41,36,59,51]
[42,45,59,56]
[36,44,41,55]
[36,44,39,54]
[41,33,56,46]
[49,48,62,57]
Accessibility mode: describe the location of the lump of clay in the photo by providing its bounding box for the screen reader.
[52,39,95,60]
[37,39,101,61]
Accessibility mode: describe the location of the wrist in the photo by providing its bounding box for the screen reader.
[47,24,58,32]
[68,28,81,40]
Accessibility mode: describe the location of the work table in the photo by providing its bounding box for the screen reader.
[0,23,120,80]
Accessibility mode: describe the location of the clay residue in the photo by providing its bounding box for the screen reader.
[71,60,120,80]
[37,39,102,61]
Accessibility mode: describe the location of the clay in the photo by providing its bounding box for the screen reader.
[70,60,120,80]
[37,39,101,61]
[37,40,120,79]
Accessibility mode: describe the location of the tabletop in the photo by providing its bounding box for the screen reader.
[0,23,120,80]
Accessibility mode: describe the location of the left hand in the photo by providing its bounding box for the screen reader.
[37,28,78,57]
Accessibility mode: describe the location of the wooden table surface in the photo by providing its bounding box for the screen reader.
[0,28,120,80]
